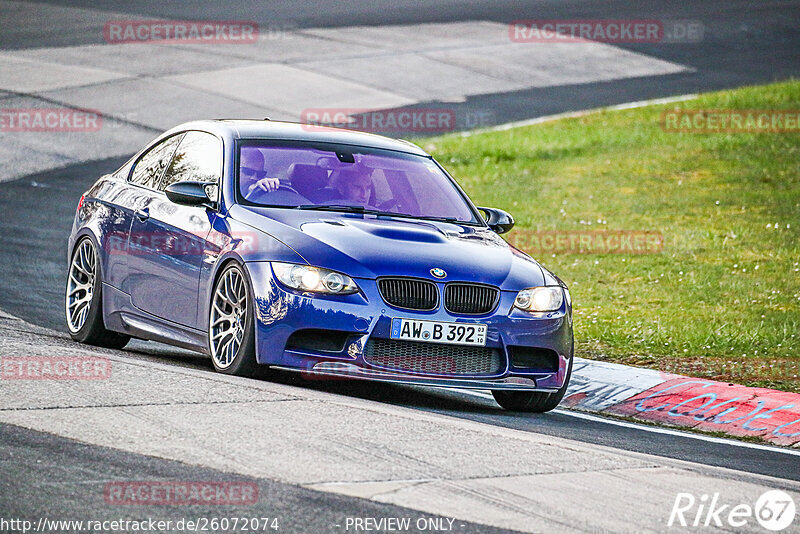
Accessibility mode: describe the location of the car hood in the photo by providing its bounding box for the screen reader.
[229,205,546,289]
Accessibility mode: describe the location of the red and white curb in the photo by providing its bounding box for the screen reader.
[564,358,800,447]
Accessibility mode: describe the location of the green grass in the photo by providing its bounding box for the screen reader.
[422,80,800,392]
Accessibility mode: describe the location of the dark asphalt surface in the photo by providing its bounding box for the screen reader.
[1,1,799,529]
[298,381,800,483]
[0,424,516,534]
[0,155,796,488]
[2,1,799,124]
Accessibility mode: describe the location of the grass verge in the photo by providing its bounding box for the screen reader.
[422,80,800,392]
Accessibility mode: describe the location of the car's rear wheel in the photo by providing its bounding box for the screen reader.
[209,263,259,376]
[492,356,573,413]
[65,237,130,349]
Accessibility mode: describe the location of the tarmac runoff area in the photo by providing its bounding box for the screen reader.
[0,19,689,183]
[1,310,799,533]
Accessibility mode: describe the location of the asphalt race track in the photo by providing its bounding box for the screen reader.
[1,157,798,484]
[0,424,512,534]
[1,1,800,532]
[1,1,798,129]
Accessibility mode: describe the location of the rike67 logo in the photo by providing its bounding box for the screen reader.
[669,490,796,531]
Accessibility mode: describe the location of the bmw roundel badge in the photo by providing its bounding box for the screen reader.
[430,268,447,279]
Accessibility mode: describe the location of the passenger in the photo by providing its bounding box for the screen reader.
[324,168,373,205]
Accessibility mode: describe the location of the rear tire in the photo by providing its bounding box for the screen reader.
[65,237,130,349]
[208,263,259,377]
[492,356,573,413]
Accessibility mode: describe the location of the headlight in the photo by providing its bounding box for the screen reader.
[272,262,359,295]
[514,286,564,312]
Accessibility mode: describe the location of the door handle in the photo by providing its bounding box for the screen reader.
[134,208,150,221]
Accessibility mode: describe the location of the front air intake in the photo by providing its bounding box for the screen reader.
[508,346,560,372]
[364,338,502,376]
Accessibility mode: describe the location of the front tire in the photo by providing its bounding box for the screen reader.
[65,237,130,349]
[208,263,259,376]
[492,356,573,413]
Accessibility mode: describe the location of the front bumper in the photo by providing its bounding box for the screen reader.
[245,262,573,391]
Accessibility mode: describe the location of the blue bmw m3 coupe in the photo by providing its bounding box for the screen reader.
[66,119,573,411]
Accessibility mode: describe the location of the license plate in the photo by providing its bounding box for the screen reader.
[390,318,487,347]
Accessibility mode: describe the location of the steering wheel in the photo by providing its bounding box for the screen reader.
[248,184,306,205]
[277,184,300,195]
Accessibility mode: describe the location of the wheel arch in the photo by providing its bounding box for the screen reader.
[203,252,253,325]
[65,230,130,348]
[209,255,248,297]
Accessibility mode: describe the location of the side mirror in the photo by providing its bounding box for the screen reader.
[478,206,515,234]
[165,181,216,209]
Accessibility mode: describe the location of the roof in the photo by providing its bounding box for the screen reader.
[162,119,430,157]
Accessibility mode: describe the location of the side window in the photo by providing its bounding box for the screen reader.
[161,131,222,191]
[129,135,183,189]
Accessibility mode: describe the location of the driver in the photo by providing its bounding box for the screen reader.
[240,148,280,198]
[328,168,372,205]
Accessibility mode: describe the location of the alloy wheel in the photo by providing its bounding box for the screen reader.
[66,239,96,333]
[210,267,248,369]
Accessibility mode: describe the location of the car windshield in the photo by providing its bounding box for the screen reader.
[237,141,478,223]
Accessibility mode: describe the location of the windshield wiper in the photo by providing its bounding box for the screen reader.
[296,204,370,213]
[296,205,462,224]
[413,215,459,223]
[374,212,459,223]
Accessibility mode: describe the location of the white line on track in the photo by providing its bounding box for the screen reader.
[453,388,800,457]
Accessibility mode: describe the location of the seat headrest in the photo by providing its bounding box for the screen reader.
[288,163,328,196]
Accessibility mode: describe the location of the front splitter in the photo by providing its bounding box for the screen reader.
[270,362,558,391]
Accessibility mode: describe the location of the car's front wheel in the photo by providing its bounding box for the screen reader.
[208,263,259,376]
[65,237,130,349]
[491,356,573,413]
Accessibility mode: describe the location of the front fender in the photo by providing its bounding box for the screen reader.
[197,216,304,333]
